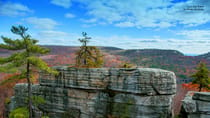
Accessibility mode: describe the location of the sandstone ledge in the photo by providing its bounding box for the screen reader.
[9,67,176,118]
[181,91,210,118]
[39,67,176,95]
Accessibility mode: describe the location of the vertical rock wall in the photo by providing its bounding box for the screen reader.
[10,67,176,118]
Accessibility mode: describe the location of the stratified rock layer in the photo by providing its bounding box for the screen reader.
[10,67,176,118]
[181,91,210,118]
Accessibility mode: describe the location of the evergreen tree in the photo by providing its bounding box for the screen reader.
[0,26,57,118]
[75,32,103,68]
[191,62,210,91]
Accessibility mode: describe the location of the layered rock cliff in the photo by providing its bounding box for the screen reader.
[181,91,210,118]
[9,67,176,118]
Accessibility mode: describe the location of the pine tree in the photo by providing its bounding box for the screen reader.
[0,25,57,118]
[75,32,103,68]
[191,62,210,92]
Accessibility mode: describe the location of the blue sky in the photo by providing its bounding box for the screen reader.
[0,0,210,55]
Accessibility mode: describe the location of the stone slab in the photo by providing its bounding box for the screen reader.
[193,92,210,102]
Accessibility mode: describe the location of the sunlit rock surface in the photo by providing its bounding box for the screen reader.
[10,67,176,118]
[181,91,210,118]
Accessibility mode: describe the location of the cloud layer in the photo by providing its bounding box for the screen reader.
[65,13,75,18]
[75,0,210,28]
[1,0,210,55]
[33,32,210,54]
[90,35,210,54]
[24,17,58,30]
[178,30,210,40]
[0,2,32,16]
[51,0,71,8]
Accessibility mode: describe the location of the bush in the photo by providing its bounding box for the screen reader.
[9,107,29,118]
[119,62,135,68]
[4,97,11,104]
[41,116,49,118]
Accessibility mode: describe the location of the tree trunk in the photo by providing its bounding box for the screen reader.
[199,85,202,92]
[27,61,33,118]
[84,46,87,65]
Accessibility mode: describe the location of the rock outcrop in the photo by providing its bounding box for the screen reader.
[9,67,176,118]
[181,91,210,118]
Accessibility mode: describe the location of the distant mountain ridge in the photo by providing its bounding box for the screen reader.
[115,49,184,57]
[41,45,209,57]
[197,52,210,60]
[0,45,209,82]
[40,45,123,55]
[0,45,208,57]
[43,45,210,77]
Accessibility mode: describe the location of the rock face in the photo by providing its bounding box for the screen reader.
[10,67,176,118]
[181,91,210,118]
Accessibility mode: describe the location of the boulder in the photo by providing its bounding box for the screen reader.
[181,91,210,118]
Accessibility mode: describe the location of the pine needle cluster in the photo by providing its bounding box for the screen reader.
[0,26,57,84]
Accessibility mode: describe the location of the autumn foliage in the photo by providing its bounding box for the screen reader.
[182,82,210,92]
[0,73,37,118]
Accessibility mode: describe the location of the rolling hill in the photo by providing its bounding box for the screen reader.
[197,52,210,60]
[0,45,209,83]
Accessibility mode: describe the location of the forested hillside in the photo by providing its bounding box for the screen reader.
[1,45,210,82]
[43,46,210,82]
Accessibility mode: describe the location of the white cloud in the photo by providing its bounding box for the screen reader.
[51,0,71,8]
[177,30,210,40]
[80,19,99,27]
[35,30,80,45]
[65,13,75,18]
[24,17,58,30]
[77,0,210,28]
[115,22,135,28]
[0,2,32,16]
[81,18,97,23]
[38,30,69,39]
[81,24,97,28]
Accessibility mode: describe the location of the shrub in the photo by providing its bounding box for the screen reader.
[5,97,11,104]
[9,107,29,118]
